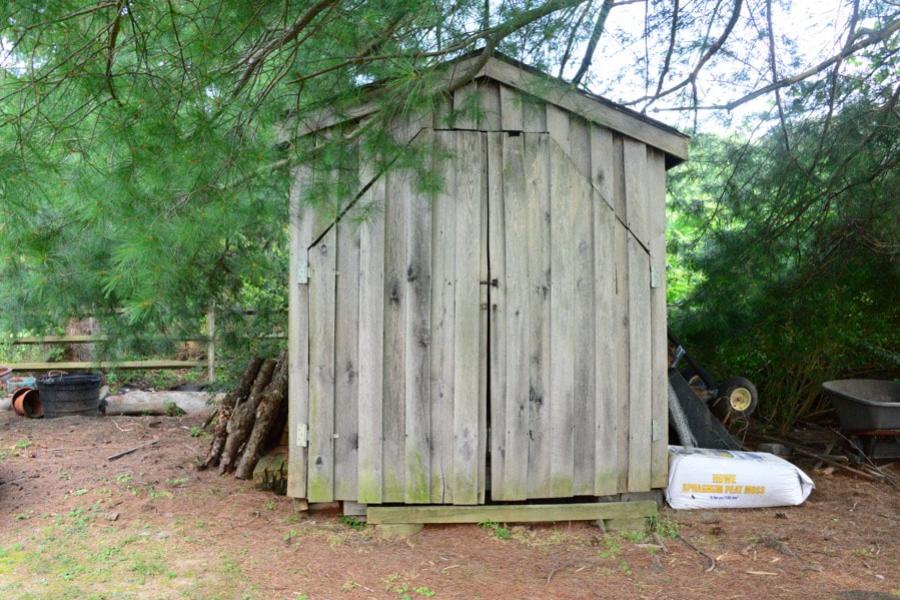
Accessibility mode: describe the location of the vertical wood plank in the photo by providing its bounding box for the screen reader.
[404,132,433,504]
[570,119,596,496]
[452,131,483,505]
[433,92,452,129]
[288,165,314,499]
[430,131,457,504]
[452,82,478,129]
[478,79,502,130]
[382,168,408,502]
[591,127,619,496]
[623,138,650,247]
[307,228,337,502]
[593,199,619,495]
[548,139,576,498]
[590,125,616,212]
[522,96,548,132]
[546,105,570,156]
[478,132,489,504]
[356,162,386,504]
[612,134,630,492]
[498,133,529,500]
[627,235,652,492]
[487,132,507,498]
[334,212,360,501]
[499,85,523,131]
[568,117,592,181]
[647,148,669,489]
[525,133,552,499]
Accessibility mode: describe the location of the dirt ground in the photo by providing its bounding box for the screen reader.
[0,411,897,600]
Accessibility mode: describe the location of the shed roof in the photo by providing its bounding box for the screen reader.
[297,51,689,165]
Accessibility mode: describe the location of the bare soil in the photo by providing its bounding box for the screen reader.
[0,411,897,599]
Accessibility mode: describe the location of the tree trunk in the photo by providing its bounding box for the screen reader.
[218,356,279,474]
[234,357,289,479]
[199,357,263,470]
[63,317,100,362]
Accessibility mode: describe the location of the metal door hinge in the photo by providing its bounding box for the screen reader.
[296,423,309,447]
[297,259,309,285]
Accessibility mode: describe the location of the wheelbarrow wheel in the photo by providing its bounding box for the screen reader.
[712,377,758,419]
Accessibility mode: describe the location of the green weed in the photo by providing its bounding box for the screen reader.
[650,515,680,539]
[599,536,622,559]
[478,520,511,540]
[339,515,366,531]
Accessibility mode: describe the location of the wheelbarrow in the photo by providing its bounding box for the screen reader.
[823,379,900,459]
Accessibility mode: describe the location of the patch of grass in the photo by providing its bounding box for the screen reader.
[71,488,89,497]
[478,520,511,540]
[147,487,173,500]
[598,536,622,559]
[382,574,437,599]
[165,477,189,487]
[339,515,366,531]
[621,529,647,543]
[650,515,679,539]
[130,558,176,583]
[189,425,209,438]
[115,472,133,484]
[165,402,186,417]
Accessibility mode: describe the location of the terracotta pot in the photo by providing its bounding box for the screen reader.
[12,387,43,418]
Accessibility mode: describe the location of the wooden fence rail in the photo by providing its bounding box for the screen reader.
[3,309,285,379]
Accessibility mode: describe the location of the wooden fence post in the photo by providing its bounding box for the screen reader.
[207,306,216,384]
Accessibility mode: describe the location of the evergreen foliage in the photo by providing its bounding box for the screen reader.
[669,95,899,426]
[0,1,896,416]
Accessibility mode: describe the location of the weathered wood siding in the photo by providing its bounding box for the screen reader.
[289,80,671,504]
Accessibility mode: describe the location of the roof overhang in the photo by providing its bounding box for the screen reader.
[292,52,689,167]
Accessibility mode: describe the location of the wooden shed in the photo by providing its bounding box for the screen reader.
[285,53,688,519]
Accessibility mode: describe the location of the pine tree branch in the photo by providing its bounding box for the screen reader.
[572,0,615,86]
[649,17,900,112]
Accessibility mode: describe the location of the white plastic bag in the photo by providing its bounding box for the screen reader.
[666,445,814,510]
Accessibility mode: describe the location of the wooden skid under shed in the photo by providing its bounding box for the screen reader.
[367,500,657,525]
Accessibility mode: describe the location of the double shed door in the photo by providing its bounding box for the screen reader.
[299,127,663,505]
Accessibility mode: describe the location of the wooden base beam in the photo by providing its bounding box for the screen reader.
[8,360,204,371]
[366,501,657,525]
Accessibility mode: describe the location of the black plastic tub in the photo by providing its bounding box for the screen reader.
[822,379,900,431]
[37,373,103,417]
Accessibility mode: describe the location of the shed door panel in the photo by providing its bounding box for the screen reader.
[488,130,657,501]
[305,130,487,505]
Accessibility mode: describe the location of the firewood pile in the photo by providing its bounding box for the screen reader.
[198,352,289,481]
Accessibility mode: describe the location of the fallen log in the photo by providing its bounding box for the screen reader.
[103,391,221,416]
[218,356,279,474]
[199,357,263,470]
[235,357,289,479]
